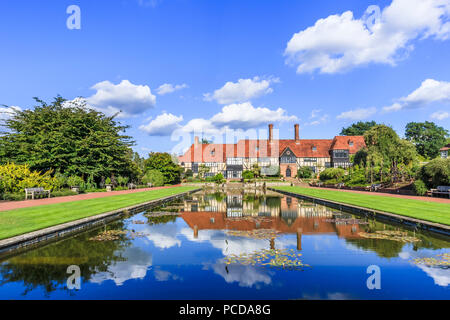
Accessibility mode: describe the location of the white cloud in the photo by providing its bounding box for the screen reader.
[156,83,188,95]
[431,110,450,120]
[305,109,329,126]
[0,106,21,121]
[383,79,450,112]
[139,112,183,136]
[337,107,377,120]
[87,80,156,118]
[142,102,297,137]
[204,77,278,104]
[285,0,450,74]
[210,102,298,129]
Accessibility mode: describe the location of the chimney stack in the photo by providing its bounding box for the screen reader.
[268,124,274,142]
[295,124,299,141]
[194,136,200,145]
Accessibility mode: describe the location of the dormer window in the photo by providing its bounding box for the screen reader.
[211,149,215,156]
[312,146,317,151]
[349,141,354,147]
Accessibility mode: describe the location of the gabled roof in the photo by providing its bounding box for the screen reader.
[440,144,450,151]
[178,136,366,163]
[331,136,366,154]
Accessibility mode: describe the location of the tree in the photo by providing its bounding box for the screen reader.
[242,170,255,180]
[144,152,181,184]
[142,170,165,187]
[340,121,379,136]
[0,97,134,181]
[363,125,418,184]
[417,158,450,188]
[405,121,449,159]
[197,164,210,180]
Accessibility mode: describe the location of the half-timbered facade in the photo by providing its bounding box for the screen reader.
[178,124,366,179]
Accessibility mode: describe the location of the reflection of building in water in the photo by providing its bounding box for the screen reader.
[181,194,362,240]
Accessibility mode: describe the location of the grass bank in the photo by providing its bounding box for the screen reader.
[273,186,450,226]
[0,186,197,240]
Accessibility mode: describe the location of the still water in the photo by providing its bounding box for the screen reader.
[0,190,449,300]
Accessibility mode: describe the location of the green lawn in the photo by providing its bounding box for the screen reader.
[273,186,450,226]
[0,186,197,240]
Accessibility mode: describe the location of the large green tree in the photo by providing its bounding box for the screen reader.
[144,152,182,184]
[356,125,418,183]
[405,121,448,159]
[340,121,379,136]
[0,97,134,180]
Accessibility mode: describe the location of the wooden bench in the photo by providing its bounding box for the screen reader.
[25,187,51,200]
[431,186,450,198]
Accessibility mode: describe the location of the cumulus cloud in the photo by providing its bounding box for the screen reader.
[285,0,450,74]
[337,107,377,120]
[210,102,298,129]
[87,80,156,118]
[141,102,297,137]
[156,83,188,95]
[0,106,21,121]
[204,77,279,104]
[139,112,183,136]
[431,110,450,120]
[383,79,450,112]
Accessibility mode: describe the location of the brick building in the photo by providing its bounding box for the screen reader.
[178,124,366,179]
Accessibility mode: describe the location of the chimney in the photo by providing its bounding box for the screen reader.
[194,136,200,145]
[268,124,273,142]
[295,124,299,141]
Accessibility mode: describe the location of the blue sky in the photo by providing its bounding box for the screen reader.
[1,0,449,156]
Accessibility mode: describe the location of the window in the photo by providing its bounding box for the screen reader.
[281,156,296,163]
[227,158,243,165]
[210,149,215,156]
[349,141,354,147]
[333,150,349,158]
[304,158,317,162]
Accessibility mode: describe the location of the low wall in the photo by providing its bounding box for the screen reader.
[269,188,450,237]
[0,188,200,257]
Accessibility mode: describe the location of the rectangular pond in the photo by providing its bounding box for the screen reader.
[0,190,449,299]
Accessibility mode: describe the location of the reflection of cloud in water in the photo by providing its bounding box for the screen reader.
[180,228,296,256]
[142,223,181,249]
[154,268,182,282]
[399,250,450,287]
[90,246,153,286]
[210,262,272,288]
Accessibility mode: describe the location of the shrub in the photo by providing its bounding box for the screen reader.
[242,170,255,180]
[53,172,68,190]
[0,163,57,193]
[184,169,193,178]
[413,180,428,196]
[213,173,225,184]
[116,175,129,186]
[51,189,78,198]
[297,167,313,179]
[142,170,165,187]
[105,177,112,185]
[67,175,84,187]
[319,168,346,182]
[417,158,450,188]
[2,192,25,201]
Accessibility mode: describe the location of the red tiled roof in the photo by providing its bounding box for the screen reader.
[440,144,450,151]
[178,136,366,163]
[331,136,366,154]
